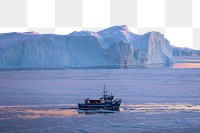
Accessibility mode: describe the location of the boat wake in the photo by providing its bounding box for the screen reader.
[121,103,200,113]
[1,103,200,120]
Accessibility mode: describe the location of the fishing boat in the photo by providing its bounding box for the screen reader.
[78,85,122,111]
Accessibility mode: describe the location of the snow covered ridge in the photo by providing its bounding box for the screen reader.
[0,25,173,69]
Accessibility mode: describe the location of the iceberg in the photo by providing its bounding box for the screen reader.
[173,46,200,57]
[0,25,173,68]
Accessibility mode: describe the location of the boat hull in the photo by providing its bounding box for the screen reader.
[78,102,121,111]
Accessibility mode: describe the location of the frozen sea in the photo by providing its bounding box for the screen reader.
[0,63,200,133]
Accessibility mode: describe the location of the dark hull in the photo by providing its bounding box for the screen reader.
[78,102,121,111]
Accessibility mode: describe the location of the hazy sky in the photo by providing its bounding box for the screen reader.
[0,0,199,50]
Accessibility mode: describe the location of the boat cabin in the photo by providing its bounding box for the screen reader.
[85,98,101,104]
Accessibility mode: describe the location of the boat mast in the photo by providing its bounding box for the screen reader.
[103,84,107,98]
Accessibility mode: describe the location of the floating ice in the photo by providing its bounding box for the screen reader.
[0,25,173,68]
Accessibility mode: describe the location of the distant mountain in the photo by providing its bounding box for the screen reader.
[0,25,173,69]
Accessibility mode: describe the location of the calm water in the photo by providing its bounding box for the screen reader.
[0,63,200,133]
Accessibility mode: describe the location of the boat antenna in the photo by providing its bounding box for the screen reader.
[103,84,107,97]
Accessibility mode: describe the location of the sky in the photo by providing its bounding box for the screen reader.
[0,0,199,50]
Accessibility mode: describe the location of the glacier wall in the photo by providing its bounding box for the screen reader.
[0,25,173,68]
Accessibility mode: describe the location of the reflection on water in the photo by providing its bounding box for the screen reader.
[0,106,79,120]
[172,63,200,69]
[22,109,78,119]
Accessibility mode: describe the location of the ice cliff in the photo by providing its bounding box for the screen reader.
[173,47,200,56]
[0,25,173,68]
